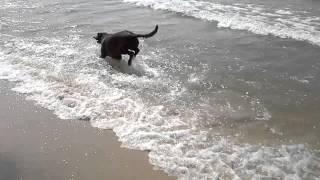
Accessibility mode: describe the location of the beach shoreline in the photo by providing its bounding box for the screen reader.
[0,80,175,180]
[1,0,320,178]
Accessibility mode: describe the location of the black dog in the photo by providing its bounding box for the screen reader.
[94,25,158,66]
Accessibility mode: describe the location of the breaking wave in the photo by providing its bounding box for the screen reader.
[123,0,320,46]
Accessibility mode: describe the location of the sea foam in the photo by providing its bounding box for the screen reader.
[123,0,320,47]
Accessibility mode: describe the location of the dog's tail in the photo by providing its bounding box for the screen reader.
[134,25,158,38]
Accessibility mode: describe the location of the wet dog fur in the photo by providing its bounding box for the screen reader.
[94,25,158,66]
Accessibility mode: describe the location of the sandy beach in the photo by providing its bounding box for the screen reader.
[0,80,175,180]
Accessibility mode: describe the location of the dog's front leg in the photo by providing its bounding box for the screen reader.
[133,47,140,56]
[127,49,135,66]
[100,46,108,58]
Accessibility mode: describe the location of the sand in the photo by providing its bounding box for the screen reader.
[0,80,175,180]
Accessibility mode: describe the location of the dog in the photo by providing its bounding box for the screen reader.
[94,25,158,66]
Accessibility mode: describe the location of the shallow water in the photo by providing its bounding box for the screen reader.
[1,0,320,179]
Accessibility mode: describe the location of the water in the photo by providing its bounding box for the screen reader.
[1,0,320,179]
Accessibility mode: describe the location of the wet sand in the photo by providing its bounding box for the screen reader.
[0,80,175,180]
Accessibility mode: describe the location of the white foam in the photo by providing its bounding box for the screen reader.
[276,9,293,15]
[290,76,310,84]
[123,0,320,46]
[270,127,284,136]
[0,0,39,9]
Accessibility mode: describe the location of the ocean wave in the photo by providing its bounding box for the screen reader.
[123,0,320,46]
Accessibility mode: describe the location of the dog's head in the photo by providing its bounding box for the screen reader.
[93,32,107,44]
